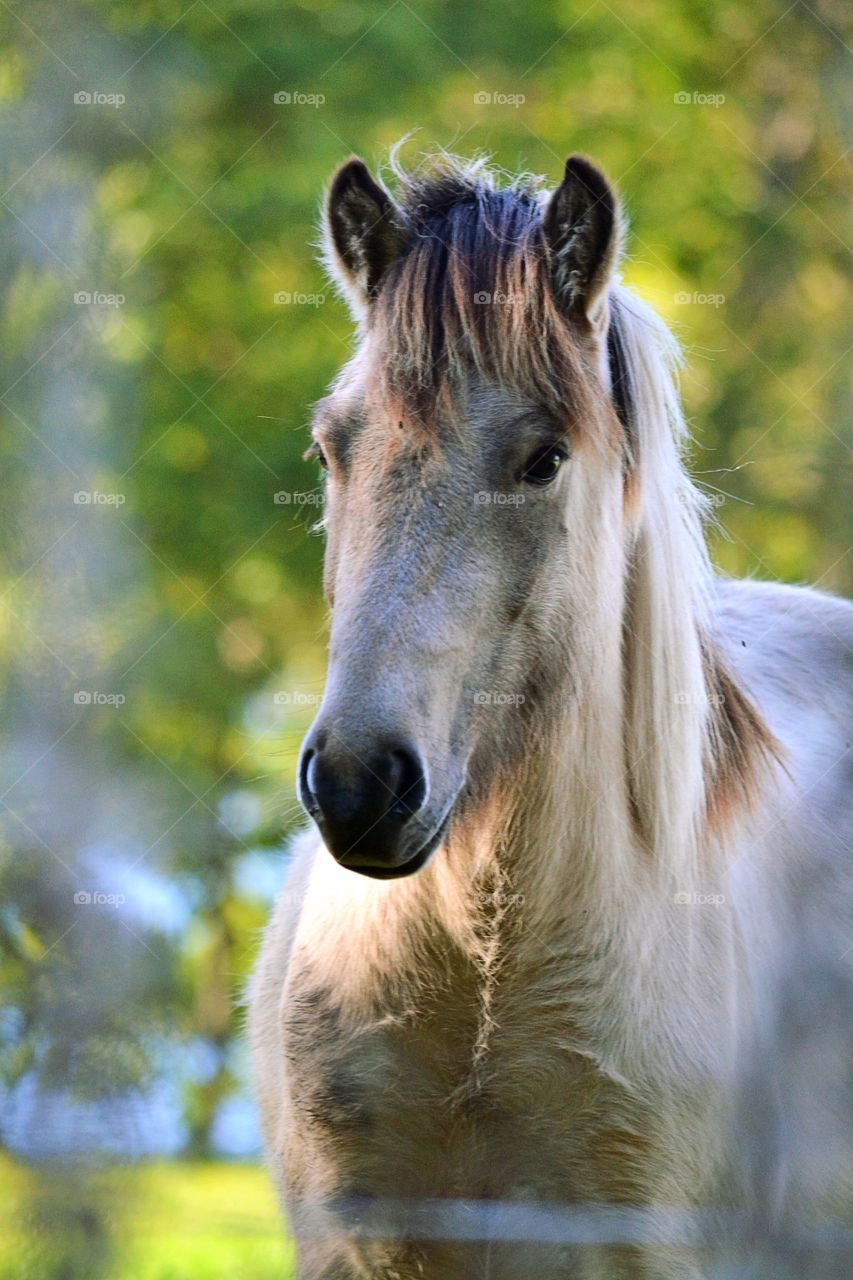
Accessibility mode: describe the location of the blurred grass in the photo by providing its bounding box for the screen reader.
[0,1156,294,1280]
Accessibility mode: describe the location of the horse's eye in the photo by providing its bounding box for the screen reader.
[521,445,567,486]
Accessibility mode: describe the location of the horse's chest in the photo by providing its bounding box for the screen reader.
[285,981,605,1202]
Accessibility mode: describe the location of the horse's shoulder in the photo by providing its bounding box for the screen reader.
[713,573,853,629]
[712,575,853,687]
[711,576,852,804]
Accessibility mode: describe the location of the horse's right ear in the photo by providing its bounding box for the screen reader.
[543,155,622,326]
[323,158,408,316]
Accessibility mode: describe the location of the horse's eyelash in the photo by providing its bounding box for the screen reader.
[304,442,323,462]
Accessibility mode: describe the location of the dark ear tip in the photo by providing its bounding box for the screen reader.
[564,154,612,201]
[328,157,396,220]
[329,156,370,200]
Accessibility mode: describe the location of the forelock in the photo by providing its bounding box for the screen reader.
[362,155,611,448]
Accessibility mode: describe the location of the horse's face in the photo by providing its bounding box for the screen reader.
[302,378,586,877]
[300,154,622,877]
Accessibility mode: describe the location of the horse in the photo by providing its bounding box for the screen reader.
[249,150,852,1279]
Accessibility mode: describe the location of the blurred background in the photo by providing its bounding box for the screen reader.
[0,0,849,1276]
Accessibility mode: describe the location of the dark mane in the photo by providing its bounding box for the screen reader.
[365,156,614,448]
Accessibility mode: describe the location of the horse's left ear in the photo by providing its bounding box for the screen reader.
[543,155,622,325]
[323,157,409,315]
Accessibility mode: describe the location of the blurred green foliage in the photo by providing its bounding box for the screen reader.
[0,1155,292,1279]
[0,0,849,1273]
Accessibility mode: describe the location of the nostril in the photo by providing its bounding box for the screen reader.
[387,747,428,820]
[299,730,429,865]
[299,748,320,815]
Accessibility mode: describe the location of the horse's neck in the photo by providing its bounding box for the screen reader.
[316,610,744,1080]
[439,613,641,943]
[433,580,728,966]
[427,664,747,1085]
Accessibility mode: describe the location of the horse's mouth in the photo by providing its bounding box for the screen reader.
[345,811,452,880]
